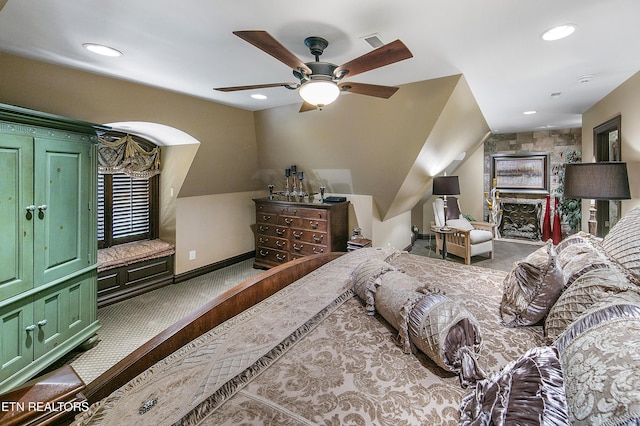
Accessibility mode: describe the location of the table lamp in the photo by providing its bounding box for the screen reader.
[433,175,460,231]
[563,162,631,236]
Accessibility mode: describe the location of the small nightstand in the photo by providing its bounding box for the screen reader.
[431,226,456,260]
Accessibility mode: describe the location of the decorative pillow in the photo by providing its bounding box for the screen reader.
[459,346,569,425]
[374,270,426,353]
[554,301,640,425]
[351,258,398,315]
[353,265,485,387]
[500,241,564,327]
[408,291,484,387]
[544,266,639,341]
[555,231,596,254]
[447,217,474,231]
[602,207,640,279]
[557,241,610,289]
[554,291,640,353]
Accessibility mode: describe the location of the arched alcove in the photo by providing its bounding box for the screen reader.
[104,121,201,245]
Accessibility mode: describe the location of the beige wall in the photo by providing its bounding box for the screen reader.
[175,191,264,274]
[336,194,412,249]
[582,71,640,225]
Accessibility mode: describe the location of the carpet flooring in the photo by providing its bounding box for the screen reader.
[61,239,539,385]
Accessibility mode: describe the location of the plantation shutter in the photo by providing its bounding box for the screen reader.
[112,174,151,241]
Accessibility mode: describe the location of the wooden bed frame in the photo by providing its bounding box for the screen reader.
[6,253,343,425]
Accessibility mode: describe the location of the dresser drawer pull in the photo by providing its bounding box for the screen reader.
[262,215,272,221]
[312,234,323,243]
[276,240,286,248]
[292,231,303,239]
[309,221,319,229]
[284,218,293,225]
[259,249,269,257]
[275,253,286,261]
[293,244,303,252]
[37,319,48,327]
[259,225,269,232]
[312,247,324,254]
[276,228,286,236]
[259,237,269,244]
[25,324,37,332]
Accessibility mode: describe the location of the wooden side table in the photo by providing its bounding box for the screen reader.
[431,226,456,260]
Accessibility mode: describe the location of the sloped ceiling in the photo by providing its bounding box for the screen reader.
[254,74,489,220]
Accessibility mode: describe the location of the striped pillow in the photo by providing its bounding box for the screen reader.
[602,207,640,278]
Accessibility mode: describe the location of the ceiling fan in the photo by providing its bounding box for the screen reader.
[214,31,413,112]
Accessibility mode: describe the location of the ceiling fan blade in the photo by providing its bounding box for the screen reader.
[233,30,312,75]
[338,82,399,99]
[334,39,413,79]
[299,101,318,113]
[214,82,297,92]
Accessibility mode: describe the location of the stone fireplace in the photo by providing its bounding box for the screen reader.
[498,199,543,241]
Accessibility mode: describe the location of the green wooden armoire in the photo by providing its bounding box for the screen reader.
[0,104,101,392]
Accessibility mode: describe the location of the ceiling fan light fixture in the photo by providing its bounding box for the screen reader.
[298,79,340,107]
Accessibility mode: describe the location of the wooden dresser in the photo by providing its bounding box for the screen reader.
[253,198,349,269]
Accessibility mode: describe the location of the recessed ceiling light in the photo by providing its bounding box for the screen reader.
[251,94,267,100]
[83,43,122,57]
[523,110,537,115]
[541,24,576,41]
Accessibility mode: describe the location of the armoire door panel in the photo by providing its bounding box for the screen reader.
[0,134,34,300]
[33,138,91,286]
[0,301,34,380]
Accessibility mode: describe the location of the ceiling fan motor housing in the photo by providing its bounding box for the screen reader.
[304,36,329,58]
[296,62,338,82]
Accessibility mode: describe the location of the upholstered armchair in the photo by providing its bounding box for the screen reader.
[432,197,495,265]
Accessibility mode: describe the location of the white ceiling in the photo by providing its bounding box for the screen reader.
[1,0,639,133]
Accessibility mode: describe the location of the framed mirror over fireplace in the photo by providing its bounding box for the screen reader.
[593,115,622,236]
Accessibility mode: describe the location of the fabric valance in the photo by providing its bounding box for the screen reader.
[98,134,160,178]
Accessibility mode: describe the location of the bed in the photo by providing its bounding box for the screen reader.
[69,247,542,425]
[69,208,640,425]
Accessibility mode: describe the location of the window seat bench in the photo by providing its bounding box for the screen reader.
[97,239,175,308]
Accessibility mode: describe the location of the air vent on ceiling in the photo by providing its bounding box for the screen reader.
[362,33,384,49]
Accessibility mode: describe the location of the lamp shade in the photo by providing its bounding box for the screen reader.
[433,175,461,196]
[298,79,340,107]
[563,162,631,200]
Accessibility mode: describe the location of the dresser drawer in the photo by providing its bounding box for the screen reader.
[290,207,329,220]
[257,235,289,251]
[255,247,289,265]
[297,218,328,231]
[257,225,289,239]
[290,242,327,256]
[256,211,278,224]
[290,229,327,245]
[256,203,287,216]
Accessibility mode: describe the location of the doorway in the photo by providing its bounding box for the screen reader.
[593,115,621,236]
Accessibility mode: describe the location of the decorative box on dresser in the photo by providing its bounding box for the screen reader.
[253,198,349,269]
[0,104,101,393]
